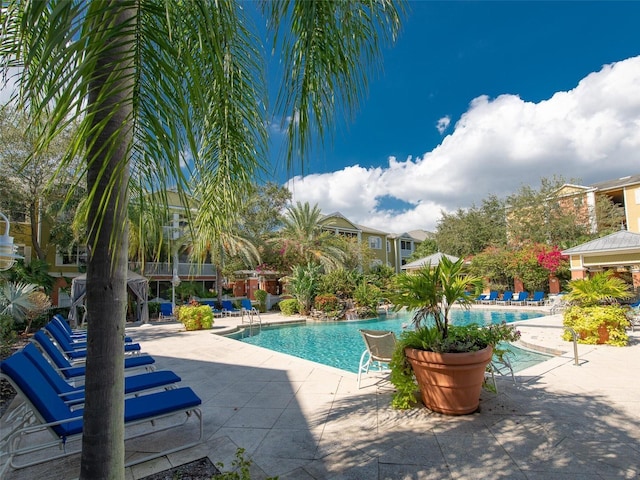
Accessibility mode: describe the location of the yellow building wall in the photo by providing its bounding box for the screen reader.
[361,231,387,267]
[320,216,357,230]
[624,186,640,233]
[582,252,640,267]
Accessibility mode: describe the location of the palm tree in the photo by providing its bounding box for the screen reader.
[565,270,633,306]
[1,1,404,477]
[389,256,482,338]
[274,201,347,271]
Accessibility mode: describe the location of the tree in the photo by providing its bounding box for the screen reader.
[272,201,348,271]
[0,105,82,260]
[435,195,507,256]
[407,238,438,262]
[1,1,404,477]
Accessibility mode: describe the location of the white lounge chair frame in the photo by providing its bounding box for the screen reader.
[357,329,397,389]
[0,373,203,472]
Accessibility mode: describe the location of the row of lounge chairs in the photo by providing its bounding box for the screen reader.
[475,291,546,306]
[159,298,259,319]
[0,315,203,473]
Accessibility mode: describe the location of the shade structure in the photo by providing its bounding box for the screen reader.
[402,252,460,272]
[69,271,149,326]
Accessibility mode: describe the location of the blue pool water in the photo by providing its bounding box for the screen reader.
[228,309,551,373]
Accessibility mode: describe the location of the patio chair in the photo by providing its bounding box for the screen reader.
[0,351,202,471]
[52,314,134,343]
[626,307,640,332]
[240,298,261,325]
[480,291,498,304]
[32,330,155,381]
[159,302,175,320]
[486,351,517,393]
[44,321,142,359]
[496,291,513,304]
[221,300,241,316]
[511,291,529,305]
[22,343,181,407]
[357,329,397,389]
[526,291,545,306]
[474,293,488,304]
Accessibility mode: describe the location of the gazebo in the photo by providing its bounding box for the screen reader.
[562,230,640,291]
[401,252,460,272]
[69,271,150,326]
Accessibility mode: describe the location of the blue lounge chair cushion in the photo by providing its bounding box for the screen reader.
[1,352,200,439]
[53,315,134,342]
[45,322,141,355]
[33,331,154,380]
[22,343,180,406]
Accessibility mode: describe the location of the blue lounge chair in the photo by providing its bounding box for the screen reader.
[22,343,181,406]
[201,300,224,317]
[511,291,529,305]
[526,291,546,306]
[241,298,257,313]
[0,351,202,470]
[496,291,513,304]
[475,293,488,304]
[240,298,261,324]
[32,331,155,380]
[44,322,141,359]
[221,300,241,316]
[52,314,134,343]
[159,302,176,320]
[481,291,498,304]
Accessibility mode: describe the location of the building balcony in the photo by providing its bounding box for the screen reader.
[128,262,217,279]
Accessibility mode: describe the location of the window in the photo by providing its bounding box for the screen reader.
[56,245,88,267]
[400,240,413,251]
[386,240,391,252]
[368,236,382,250]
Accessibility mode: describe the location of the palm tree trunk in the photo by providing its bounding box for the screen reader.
[80,3,135,478]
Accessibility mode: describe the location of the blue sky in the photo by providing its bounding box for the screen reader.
[274,1,640,233]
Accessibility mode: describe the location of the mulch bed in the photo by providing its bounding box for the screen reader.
[140,457,221,479]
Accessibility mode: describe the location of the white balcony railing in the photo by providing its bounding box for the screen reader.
[128,262,217,277]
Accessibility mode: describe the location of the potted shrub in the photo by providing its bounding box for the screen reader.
[388,256,520,414]
[562,270,632,345]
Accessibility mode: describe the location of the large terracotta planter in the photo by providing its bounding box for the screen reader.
[405,345,493,415]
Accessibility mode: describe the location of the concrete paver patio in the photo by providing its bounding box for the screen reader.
[2,309,639,479]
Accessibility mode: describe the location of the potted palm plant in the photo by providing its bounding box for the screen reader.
[388,256,520,414]
[562,270,632,346]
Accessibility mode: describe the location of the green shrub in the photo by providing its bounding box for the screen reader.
[254,289,268,313]
[0,314,18,359]
[314,293,341,312]
[148,302,161,317]
[177,305,214,331]
[563,305,628,346]
[279,298,299,315]
[353,282,382,317]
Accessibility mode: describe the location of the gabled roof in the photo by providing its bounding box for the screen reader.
[562,230,640,255]
[402,252,459,270]
[590,174,640,191]
[319,212,361,231]
[354,223,389,235]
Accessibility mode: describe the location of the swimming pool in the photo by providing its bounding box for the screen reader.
[228,309,551,373]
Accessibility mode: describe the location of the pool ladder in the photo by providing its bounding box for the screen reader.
[241,308,262,327]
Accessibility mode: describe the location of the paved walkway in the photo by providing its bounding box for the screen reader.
[3,309,639,479]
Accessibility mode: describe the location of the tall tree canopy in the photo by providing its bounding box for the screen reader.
[0,1,404,477]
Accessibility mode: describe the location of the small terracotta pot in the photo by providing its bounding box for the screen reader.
[405,345,493,415]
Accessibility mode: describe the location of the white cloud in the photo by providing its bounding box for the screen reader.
[286,56,640,233]
[436,116,450,134]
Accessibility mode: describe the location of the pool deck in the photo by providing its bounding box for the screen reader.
[3,306,639,479]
